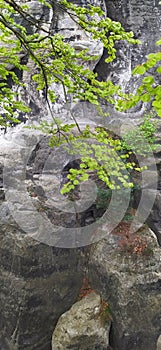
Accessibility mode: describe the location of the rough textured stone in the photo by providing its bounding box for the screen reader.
[157,335,161,350]
[1,0,161,349]
[96,0,161,88]
[52,292,111,350]
[89,224,161,350]
[0,129,87,349]
[0,223,86,350]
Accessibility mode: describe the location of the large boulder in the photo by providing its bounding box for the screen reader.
[89,224,161,350]
[0,129,87,350]
[0,227,85,350]
[157,335,161,350]
[52,292,111,350]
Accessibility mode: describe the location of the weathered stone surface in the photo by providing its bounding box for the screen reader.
[97,0,161,87]
[52,292,111,350]
[0,129,87,349]
[1,1,161,350]
[0,222,86,350]
[146,191,161,246]
[157,335,161,350]
[132,148,161,246]
[89,224,161,350]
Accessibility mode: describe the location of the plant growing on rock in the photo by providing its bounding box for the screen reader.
[78,275,112,324]
[112,222,153,257]
[116,42,161,116]
[78,275,94,299]
[0,0,138,119]
[121,113,159,156]
[99,297,112,325]
[0,0,160,193]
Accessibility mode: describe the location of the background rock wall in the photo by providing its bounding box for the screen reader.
[95,0,161,93]
[0,0,161,349]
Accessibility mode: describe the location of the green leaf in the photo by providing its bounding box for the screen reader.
[154,86,161,96]
[152,100,161,108]
[155,52,161,60]
[73,180,79,185]
[147,53,157,60]
[142,76,154,84]
[132,65,146,75]
[79,173,89,181]
[156,109,161,117]
[145,59,157,68]
[156,39,161,46]
[141,93,151,102]
[156,66,161,73]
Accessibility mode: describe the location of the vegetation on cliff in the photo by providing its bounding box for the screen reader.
[0,0,161,192]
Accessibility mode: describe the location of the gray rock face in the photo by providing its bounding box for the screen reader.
[157,335,161,350]
[95,0,161,91]
[52,292,111,350]
[89,225,161,350]
[1,0,161,349]
[0,226,85,350]
[0,130,87,349]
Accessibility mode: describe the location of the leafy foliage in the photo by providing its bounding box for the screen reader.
[34,121,141,193]
[121,113,159,156]
[95,187,112,209]
[0,0,160,193]
[0,0,139,120]
[116,42,161,115]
